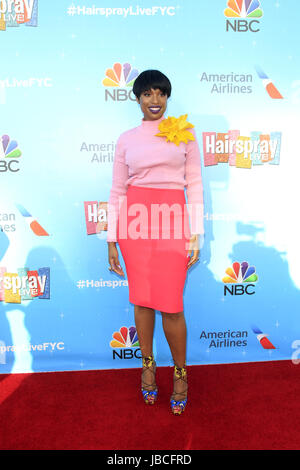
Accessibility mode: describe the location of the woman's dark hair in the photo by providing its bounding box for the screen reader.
[132,69,171,99]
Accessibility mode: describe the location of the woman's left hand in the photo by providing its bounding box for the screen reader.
[187,234,200,270]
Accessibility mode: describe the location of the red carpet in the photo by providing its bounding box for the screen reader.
[0,360,299,450]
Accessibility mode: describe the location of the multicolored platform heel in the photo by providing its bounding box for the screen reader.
[141,355,158,405]
[170,364,188,416]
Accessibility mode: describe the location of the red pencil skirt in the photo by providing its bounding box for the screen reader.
[117,184,191,313]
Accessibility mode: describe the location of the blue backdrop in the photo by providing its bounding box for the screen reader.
[1,0,300,373]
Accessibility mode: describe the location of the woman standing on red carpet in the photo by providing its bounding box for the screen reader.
[107,69,204,415]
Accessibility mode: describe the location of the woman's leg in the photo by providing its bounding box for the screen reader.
[134,305,155,357]
[161,311,188,406]
[134,305,156,395]
[161,311,186,368]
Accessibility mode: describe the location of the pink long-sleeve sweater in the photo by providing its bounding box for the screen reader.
[107,113,204,242]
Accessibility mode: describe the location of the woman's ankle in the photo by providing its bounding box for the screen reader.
[142,354,155,368]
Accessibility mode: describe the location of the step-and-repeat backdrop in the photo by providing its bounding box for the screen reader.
[1,0,300,373]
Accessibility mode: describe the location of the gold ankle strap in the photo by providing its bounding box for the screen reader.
[174,364,187,379]
[142,355,155,368]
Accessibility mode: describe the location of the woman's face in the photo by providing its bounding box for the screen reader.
[136,87,168,121]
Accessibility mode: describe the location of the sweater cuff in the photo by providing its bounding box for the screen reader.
[187,202,204,235]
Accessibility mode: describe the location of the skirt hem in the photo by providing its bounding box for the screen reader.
[129,297,184,314]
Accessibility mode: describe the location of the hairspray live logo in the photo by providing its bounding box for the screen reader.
[202,130,282,168]
[0,0,38,30]
[0,267,50,303]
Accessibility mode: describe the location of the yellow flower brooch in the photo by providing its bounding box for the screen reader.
[155,114,195,146]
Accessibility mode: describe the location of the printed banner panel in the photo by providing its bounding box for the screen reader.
[1,0,300,373]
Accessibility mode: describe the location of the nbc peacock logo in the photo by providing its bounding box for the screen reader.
[223,261,258,296]
[110,326,141,360]
[224,0,263,18]
[0,134,22,173]
[224,0,263,32]
[102,62,139,102]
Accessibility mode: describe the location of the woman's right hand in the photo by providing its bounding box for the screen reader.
[107,242,125,277]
